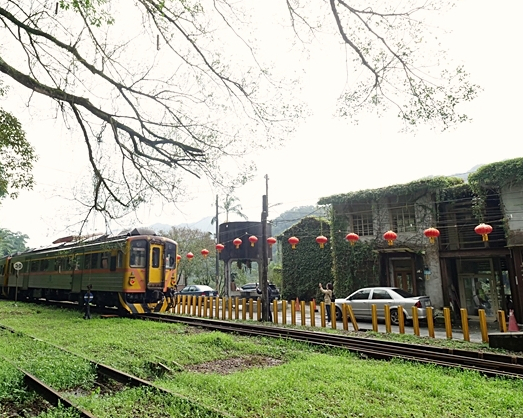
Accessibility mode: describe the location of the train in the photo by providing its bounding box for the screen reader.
[0,227,178,314]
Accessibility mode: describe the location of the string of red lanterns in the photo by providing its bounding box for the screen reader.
[179,223,492,258]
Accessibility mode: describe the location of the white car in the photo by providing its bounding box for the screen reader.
[334,287,432,325]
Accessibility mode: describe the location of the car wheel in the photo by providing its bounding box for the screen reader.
[390,309,399,325]
[335,307,342,321]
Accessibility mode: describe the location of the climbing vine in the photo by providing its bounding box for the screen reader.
[318,176,464,205]
[279,217,333,301]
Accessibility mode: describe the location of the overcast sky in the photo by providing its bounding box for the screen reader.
[1,0,522,247]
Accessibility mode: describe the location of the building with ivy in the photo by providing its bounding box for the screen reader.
[317,157,523,323]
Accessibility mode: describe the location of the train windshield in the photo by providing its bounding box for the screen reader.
[165,242,176,269]
[130,240,147,268]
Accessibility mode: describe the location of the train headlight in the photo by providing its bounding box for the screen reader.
[129,278,135,286]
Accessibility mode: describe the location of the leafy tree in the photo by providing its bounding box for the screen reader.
[0,1,478,221]
[0,82,36,199]
[0,228,29,255]
[160,226,217,288]
[211,194,248,225]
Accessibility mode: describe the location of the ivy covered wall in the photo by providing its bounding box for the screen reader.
[279,217,333,301]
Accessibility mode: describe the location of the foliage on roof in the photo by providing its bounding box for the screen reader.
[317,176,464,205]
[468,158,523,190]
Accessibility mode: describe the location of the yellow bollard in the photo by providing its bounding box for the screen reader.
[182,295,187,314]
[398,306,405,334]
[242,298,247,320]
[235,297,240,319]
[384,305,391,333]
[411,306,420,336]
[227,297,232,320]
[215,296,220,318]
[308,301,314,327]
[282,300,287,325]
[426,307,435,338]
[478,309,489,343]
[202,297,207,317]
[192,296,197,316]
[291,300,296,325]
[460,308,470,342]
[320,302,326,328]
[249,299,253,320]
[301,301,306,326]
[273,299,278,324]
[197,296,202,317]
[176,295,181,314]
[443,307,452,339]
[209,297,214,319]
[347,305,358,331]
[371,304,378,332]
[497,310,507,332]
[256,298,261,321]
[342,303,348,331]
[331,303,337,329]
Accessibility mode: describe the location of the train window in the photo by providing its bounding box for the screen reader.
[41,259,49,271]
[54,258,63,272]
[31,260,39,272]
[165,242,176,269]
[101,252,109,269]
[117,251,123,268]
[130,240,147,268]
[152,247,160,268]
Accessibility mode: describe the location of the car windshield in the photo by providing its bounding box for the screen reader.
[392,288,416,298]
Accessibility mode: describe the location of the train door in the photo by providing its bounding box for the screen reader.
[147,243,163,287]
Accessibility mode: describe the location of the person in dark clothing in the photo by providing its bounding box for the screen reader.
[256,282,273,322]
[83,285,93,319]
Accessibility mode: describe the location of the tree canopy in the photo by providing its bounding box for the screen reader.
[0,82,37,199]
[0,0,479,222]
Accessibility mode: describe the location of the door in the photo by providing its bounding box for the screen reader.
[347,288,372,318]
[461,275,496,317]
[148,244,163,287]
[394,271,414,294]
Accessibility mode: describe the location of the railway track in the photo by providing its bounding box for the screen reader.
[0,323,231,418]
[137,313,523,379]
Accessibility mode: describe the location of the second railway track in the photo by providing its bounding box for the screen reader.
[137,312,523,379]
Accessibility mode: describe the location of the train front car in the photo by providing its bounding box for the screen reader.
[119,233,178,314]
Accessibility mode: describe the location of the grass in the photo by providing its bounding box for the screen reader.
[1,300,523,417]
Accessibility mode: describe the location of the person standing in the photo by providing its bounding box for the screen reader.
[319,282,334,323]
[83,285,93,319]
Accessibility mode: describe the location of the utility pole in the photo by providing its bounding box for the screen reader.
[261,174,269,321]
[215,194,220,294]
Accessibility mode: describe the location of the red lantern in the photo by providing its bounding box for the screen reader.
[345,233,359,246]
[475,223,493,241]
[249,235,258,247]
[383,230,397,246]
[233,238,242,249]
[215,243,224,253]
[316,235,328,248]
[186,252,194,260]
[176,254,182,263]
[201,248,209,258]
[267,237,277,247]
[423,227,440,244]
[288,236,299,249]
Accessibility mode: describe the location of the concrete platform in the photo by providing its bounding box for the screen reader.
[488,332,523,351]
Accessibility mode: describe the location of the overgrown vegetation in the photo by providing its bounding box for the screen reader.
[1,301,523,418]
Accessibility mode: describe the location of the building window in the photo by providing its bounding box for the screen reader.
[352,212,374,236]
[391,204,417,233]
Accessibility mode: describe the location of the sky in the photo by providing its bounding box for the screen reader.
[1,0,522,248]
